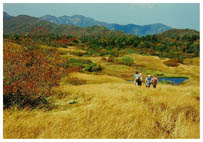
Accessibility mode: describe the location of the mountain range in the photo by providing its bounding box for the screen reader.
[39,14,172,36]
[3,12,172,36]
[3,12,125,37]
[4,12,199,38]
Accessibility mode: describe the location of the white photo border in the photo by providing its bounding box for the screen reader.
[0,0,201,142]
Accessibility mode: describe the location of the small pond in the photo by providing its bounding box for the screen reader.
[158,77,188,85]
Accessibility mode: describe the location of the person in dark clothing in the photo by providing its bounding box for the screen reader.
[137,73,142,86]
[134,71,139,86]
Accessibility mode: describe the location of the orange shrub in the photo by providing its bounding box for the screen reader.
[163,58,181,67]
[3,43,64,109]
[107,57,114,63]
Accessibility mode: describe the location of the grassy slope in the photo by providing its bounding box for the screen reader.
[3,44,200,138]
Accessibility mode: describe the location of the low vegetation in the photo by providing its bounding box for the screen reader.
[63,58,102,72]
[3,27,200,138]
[114,56,134,66]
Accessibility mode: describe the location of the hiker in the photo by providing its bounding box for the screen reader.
[137,73,143,86]
[134,72,139,86]
[151,76,158,88]
[145,75,151,88]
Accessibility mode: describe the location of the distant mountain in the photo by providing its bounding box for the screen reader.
[39,14,172,36]
[4,12,198,39]
[3,12,13,21]
[3,14,56,34]
[105,23,171,36]
[40,14,108,27]
[3,12,124,37]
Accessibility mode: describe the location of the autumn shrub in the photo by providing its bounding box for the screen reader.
[107,57,114,63]
[3,43,64,109]
[163,58,181,67]
[66,67,81,72]
[50,37,77,48]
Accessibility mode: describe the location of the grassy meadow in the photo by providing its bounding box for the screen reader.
[3,42,200,138]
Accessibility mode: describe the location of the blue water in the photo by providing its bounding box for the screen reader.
[158,77,188,85]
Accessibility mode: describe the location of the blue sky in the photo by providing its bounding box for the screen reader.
[3,3,200,30]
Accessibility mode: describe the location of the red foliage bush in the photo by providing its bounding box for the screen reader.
[51,37,77,48]
[3,43,64,109]
[163,58,181,67]
[107,57,114,63]
[66,67,81,72]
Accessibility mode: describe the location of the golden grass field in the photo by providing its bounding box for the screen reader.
[3,45,200,138]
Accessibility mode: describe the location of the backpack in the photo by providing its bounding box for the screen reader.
[136,75,140,82]
[152,78,157,85]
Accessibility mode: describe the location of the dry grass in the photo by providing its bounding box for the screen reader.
[3,47,200,139]
[184,57,200,66]
[60,72,125,85]
[4,74,199,138]
[57,46,86,55]
[127,54,200,78]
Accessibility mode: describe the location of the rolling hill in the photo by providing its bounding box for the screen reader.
[158,29,200,39]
